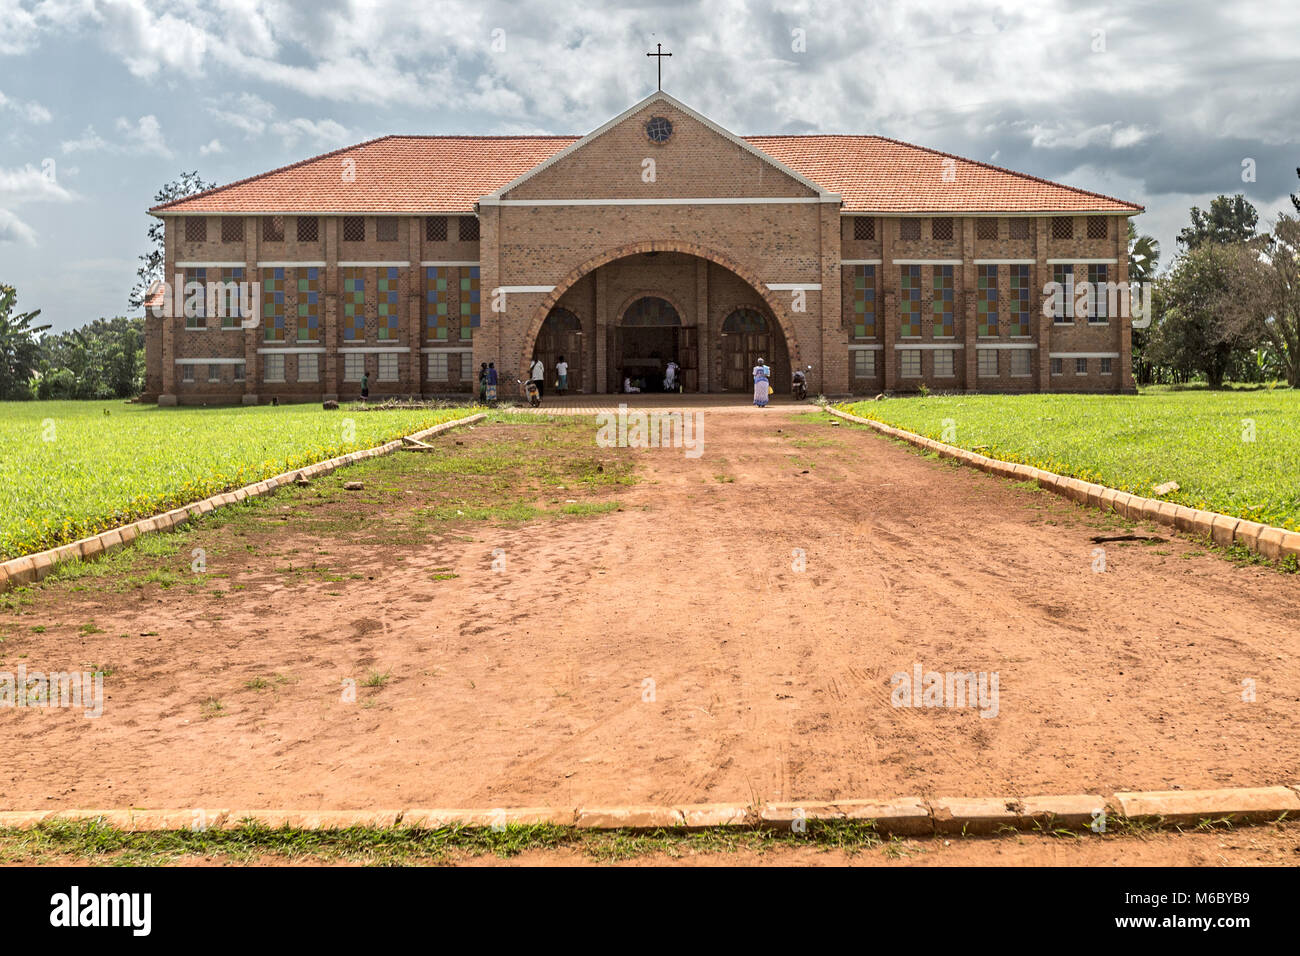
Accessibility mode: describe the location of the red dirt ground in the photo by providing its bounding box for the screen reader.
[2,401,1298,819]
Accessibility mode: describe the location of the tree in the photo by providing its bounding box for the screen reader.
[1177,194,1259,251]
[0,285,51,399]
[1291,167,1299,215]
[1146,243,1259,388]
[38,316,144,398]
[129,170,214,310]
[1234,214,1300,387]
[1127,220,1160,284]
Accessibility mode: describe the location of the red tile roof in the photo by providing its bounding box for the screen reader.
[153,133,1141,215]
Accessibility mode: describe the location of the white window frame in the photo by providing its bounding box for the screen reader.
[263,352,285,383]
[1100,357,1113,375]
[427,352,450,382]
[1050,357,1063,376]
[934,349,955,378]
[900,349,921,378]
[234,362,246,382]
[1076,357,1089,376]
[377,353,399,382]
[1010,350,1032,377]
[343,352,364,382]
[298,353,319,383]
[181,363,195,383]
[978,349,998,378]
[207,363,221,383]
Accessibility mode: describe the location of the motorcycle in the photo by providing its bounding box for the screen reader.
[516,378,541,408]
[792,364,813,401]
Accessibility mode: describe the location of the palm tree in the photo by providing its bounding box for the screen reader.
[1128,221,1161,284]
[0,284,51,399]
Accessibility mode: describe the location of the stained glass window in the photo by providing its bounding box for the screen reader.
[932,266,954,337]
[977,265,999,336]
[377,266,400,340]
[426,267,449,339]
[184,267,206,328]
[460,266,481,336]
[262,267,285,341]
[1052,264,1074,323]
[852,265,876,338]
[1009,265,1031,336]
[296,267,320,340]
[342,268,366,341]
[217,267,245,328]
[899,265,921,338]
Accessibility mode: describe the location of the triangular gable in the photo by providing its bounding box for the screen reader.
[485,92,839,202]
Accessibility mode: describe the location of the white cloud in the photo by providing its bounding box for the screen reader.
[0,89,52,123]
[0,162,76,247]
[62,115,173,157]
[270,117,349,150]
[199,137,224,155]
[0,207,37,245]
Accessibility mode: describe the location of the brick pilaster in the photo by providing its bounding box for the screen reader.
[1035,216,1051,392]
[882,218,897,393]
[323,217,339,401]
[961,217,978,391]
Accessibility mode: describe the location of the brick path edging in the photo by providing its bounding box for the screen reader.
[2,785,1296,834]
[825,405,1300,565]
[0,412,487,594]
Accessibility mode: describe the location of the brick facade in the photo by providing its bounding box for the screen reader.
[144,93,1139,404]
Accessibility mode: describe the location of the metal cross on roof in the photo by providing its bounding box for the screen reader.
[646,42,671,91]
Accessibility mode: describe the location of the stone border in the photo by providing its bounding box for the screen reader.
[825,405,1300,565]
[0,412,487,595]
[2,785,1295,833]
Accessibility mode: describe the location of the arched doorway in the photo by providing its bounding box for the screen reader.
[613,296,697,392]
[720,308,787,391]
[535,307,583,393]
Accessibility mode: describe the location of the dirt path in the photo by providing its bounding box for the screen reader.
[2,404,1298,815]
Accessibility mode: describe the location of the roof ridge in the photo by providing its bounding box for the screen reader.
[151,134,397,212]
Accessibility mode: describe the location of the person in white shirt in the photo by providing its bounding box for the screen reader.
[555,355,569,395]
[664,360,679,392]
[623,375,640,393]
[529,356,546,399]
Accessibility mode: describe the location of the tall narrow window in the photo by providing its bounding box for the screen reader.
[1052,264,1074,323]
[852,264,876,338]
[262,267,285,341]
[899,265,921,337]
[932,265,954,337]
[342,268,366,340]
[215,266,245,329]
[1009,264,1031,336]
[183,267,207,329]
[977,265,998,336]
[297,267,320,340]
[377,267,400,340]
[426,266,449,339]
[460,266,481,337]
[1087,264,1110,321]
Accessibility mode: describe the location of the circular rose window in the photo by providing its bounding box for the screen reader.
[645,116,673,143]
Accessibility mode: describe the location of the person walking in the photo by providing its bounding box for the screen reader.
[478,362,489,403]
[360,369,370,402]
[752,357,770,408]
[529,355,546,399]
[486,362,498,402]
[555,355,569,395]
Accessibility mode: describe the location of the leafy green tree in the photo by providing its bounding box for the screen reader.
[1147,243,1259,388]
[129,170,214,309]
[1234,214,1300,387]
[1127,220,1161,284]
[38,317,144,399]
[1176,194,1259,251]
[0,284,51,399]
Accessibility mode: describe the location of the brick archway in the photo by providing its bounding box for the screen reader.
[518,241,803,383]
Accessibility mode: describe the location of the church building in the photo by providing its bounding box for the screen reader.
[143,91,1143,403]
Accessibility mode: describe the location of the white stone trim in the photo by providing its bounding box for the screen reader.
[840,259,882,266]
[420,347,475,353]
[975,342,1038,349]
[255,261,327,268]
[339,345,408,353]
[484,196,834,207]
[1049,351,1121,358]
[419,260,479,267]
[256,347,326,354]
[1047,258,1118,264]
[496,285,555,293]
[765,283,821,291]
[848,343,884,350]
[973,258,1036,265]
[174,357,245,364]
[176,261,246,268]
[892,259,963,266]
[893,343,965,350]
[337,260,411,267]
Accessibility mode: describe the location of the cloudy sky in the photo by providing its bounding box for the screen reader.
[3,0,1298,332]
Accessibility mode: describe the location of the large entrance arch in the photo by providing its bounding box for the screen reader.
[522,242,799,394]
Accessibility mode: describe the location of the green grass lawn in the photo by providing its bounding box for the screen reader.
[0,400,477,561]
[838,387,1300,531]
